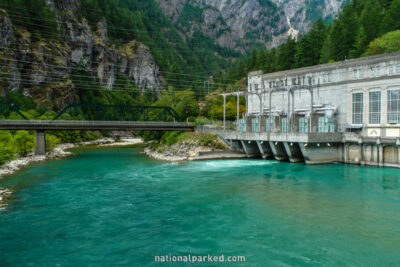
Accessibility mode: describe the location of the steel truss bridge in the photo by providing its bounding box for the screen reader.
[0,102,194,155]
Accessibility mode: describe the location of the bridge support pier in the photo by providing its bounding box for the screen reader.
[35,130,46,156]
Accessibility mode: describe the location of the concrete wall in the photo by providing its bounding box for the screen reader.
[247,52,400,139]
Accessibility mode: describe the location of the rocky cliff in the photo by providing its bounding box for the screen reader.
[0,0,162,108]
[156,0,345,50]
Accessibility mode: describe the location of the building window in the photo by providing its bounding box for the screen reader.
[353,69,358,79]
[389,65,394,75]
[359,69,364,79]
[377,66,381,76]
[397,63,400,74]
[371,67,375,78]
[251,117,259,132]
[281,118,288,133]
[369,91,381,124]
[239,118,246,132]
[299,117,309,133]
[388,90,400,123]
[255,84,259,91]
[352,92,363,124]
[318,116,335,133]
[266,117,275,132]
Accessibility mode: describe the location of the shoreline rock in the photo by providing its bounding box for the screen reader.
[144,144,246,162]
[143,132,246,162]
[0,187,12,211]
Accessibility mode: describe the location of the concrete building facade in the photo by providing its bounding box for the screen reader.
[209,52,400,168]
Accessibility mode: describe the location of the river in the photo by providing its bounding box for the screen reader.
[0,146,400,266]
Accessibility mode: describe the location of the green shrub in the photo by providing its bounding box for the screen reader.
[14,130,34,156]
[161,131,182,146]
[45,134,60,151]
[0,131,16,164]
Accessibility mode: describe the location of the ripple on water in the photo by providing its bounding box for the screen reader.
[0,148,400,266]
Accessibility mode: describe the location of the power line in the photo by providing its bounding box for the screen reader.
[0,4,240,46]
[0,72,220,95]
[2,13,227,54]
[0,54,236,87]
[0,46,237,82]
[0,8,242,82]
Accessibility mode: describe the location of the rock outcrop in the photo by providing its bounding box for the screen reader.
[156,0,345,50]
[0,2,162,108]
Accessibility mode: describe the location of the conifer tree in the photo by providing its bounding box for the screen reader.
[380,0,400,35]
[360,0,382,44]
[350,26,368,58]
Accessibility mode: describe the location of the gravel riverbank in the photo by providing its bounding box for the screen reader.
[144,141,246,162]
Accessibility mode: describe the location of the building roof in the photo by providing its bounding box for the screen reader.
[248,51,400,79]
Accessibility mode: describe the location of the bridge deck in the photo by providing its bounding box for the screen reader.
[0,120,195,131]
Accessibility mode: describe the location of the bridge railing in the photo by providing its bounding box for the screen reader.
[0,120,193,126]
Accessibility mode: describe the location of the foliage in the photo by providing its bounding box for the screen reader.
[204,95,246,121]
[161,131,182,146]
[364,30,400,56]
[0,131,16,164]
[77,0,232,84]
[45,134,60,151]
[220,0,400,89]
[13,130,34,157]
[173,90,200,120]
[0,0,59,41]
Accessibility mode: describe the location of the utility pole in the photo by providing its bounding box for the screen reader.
[237,86,240,134]
[223,94,226,132]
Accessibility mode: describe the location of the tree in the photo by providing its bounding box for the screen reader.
[295,19,327,67]
[350,26,368,58]
[247,47,258,72]
[45,135,60,151]
[380,0,400,35]
[13,131,34,157]
[0,131,16,164]
[364,30,400,56]
[278,37,296,70]
[360,0,382,44]
[173,90,200,120]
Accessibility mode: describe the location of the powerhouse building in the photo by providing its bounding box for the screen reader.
[211,52,400,168]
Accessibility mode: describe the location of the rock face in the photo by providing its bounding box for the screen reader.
[156,0,345,50]
[0,2,162,108]
[271,0,346,33]
[0,10,13,48]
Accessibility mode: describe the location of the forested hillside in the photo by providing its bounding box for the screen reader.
[156,0,346,51]
[0,0,240,113]
[203,0,400,121]
[219,0,400,87]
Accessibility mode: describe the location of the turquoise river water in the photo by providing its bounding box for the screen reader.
[0,146,400,266]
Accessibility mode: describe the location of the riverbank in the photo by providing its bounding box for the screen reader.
[0,137,144,178]
[144,132,246,162]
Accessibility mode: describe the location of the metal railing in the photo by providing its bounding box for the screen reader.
[0,120,193,126]
[197,119,347,134]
